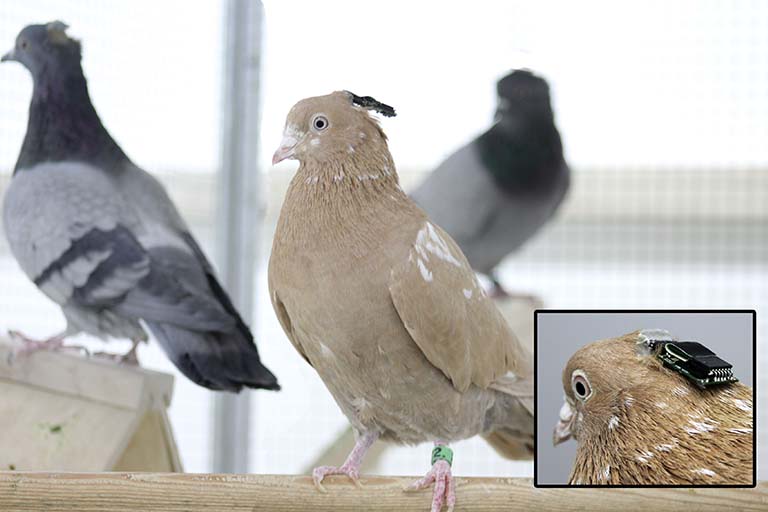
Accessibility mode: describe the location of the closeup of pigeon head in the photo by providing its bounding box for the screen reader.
[553,331,651,446]
[1,21,81,79]
[496,69,553,121]
[273,90,396,165]
[553,330,752,485]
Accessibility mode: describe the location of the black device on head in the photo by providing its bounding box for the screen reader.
[345,91,397,118]
[650,340,738,390]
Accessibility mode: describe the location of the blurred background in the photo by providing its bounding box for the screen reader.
[0,0,765,479]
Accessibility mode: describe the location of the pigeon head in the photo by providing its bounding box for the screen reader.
[1,21,81,79]
[495,69,553,120]
[273,91,396,165]
[553,330,753,485]
[553,331,652,446]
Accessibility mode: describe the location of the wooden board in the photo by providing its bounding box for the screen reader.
[0,473,764,512]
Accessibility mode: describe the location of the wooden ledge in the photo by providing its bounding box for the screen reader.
[0,473,765,511]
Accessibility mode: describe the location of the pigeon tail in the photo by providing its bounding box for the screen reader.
[146,321,280,392]
[482,428,534,460]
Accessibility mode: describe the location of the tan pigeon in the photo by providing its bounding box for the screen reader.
[269,91,534,511]
[554,330,753,485]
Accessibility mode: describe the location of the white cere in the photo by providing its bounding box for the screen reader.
[608,416,620,430]
[417,259,433,282]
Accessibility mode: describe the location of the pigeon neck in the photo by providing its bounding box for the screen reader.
[14,65,129,174]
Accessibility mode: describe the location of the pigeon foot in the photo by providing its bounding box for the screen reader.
[405,459,456,512]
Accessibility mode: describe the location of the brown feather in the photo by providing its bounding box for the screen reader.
[562,331,753,485]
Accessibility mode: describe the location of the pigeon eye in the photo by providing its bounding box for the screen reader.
[20,40,28,50]
[571,371,592,401]
[311,114,329,132]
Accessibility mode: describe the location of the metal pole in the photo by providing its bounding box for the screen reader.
[212,0,264,473]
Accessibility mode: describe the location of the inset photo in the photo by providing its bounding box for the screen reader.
[534,310,755,487]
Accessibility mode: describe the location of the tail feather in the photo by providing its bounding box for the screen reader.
[147,321,280,392]
[483,429,534,460]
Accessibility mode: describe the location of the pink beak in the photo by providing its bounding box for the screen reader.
[553,399,576,446]
[272,135,298,165]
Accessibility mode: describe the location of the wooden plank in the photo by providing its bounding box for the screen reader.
[0,342,174,411]
[0,473,764,512]
[0,381,135,472]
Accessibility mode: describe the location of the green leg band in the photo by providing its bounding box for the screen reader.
[431,445,454,466]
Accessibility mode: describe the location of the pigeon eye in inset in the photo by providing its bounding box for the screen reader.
[311,114,329,132]
[571,371,592,401]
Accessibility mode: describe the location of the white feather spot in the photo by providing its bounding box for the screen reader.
[608,416,619,430]
[417,259,433,282]
[727,428,752,434]
[310,138,320,146]
[601,465,610,481]
[655,401,668,409]
[693,468,717,477]
[347,144,355,153]
[319,341,333,359]
[463,288,472,299]
[358,132,366,139]
[636,450,654,463]
[415,222,462,268]
[672,386,689,397]
[733,399,751,412]
[304,175,319,185]
[655,443,675,452]
[333,173,345,182]
[624,396,635,407]
[685,420,717,435]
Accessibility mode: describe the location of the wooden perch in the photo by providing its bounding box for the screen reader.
[0,473,764,512]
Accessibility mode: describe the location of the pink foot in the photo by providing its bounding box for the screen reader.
[92,339,141,366]
[405,459,456,512]
[312,462,363,492]
[7,330,87,361]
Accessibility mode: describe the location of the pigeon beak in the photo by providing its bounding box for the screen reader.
[272,135,298,165]
[553,398,576,446]
[1,48,16,63]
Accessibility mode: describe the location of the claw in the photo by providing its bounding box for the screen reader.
[405,459,455,512]
[312,464,362,492]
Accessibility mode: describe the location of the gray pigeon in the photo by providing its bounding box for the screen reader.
[0,21,279,392]
[410,70,569,297]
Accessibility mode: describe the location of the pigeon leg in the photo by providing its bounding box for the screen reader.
[489,274,544,307]
[92,338,142,366]
[7,330,88,361]
[312,430,379,492]
[405,441,456,512]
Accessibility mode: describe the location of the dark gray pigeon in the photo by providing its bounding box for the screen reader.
[1,21,279,392]
[410,70,570,298]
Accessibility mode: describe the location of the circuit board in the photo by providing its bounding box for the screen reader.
[656,341,738,390]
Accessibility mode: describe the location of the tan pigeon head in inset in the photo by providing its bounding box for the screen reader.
[272,91,395,166]
[554,330,753,485]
